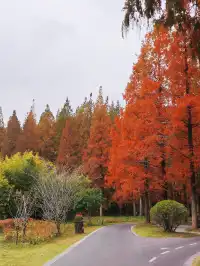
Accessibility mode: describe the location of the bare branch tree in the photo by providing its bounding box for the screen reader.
[10,190,35,244]
[34,170,87,236]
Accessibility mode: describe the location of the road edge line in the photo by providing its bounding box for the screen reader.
[183,252,200,266]
[131,225,138,237]
[43,227,104,266]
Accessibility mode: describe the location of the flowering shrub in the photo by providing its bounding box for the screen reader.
[0,219,14,230]
[74,213,83,222]
[3,219,57,244]
[0,218,34,230]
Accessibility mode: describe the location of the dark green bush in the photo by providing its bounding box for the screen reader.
[150,200,188,232]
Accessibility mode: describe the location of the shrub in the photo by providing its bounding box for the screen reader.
[150,200,188,232]
[0,219,14,230]
[76,188,103,217]
[3,219,57,244]
[0,176,12,219]
[74,213,83,222]
[1,152,55,192]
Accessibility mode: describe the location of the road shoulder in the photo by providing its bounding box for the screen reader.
[183,252,200,266]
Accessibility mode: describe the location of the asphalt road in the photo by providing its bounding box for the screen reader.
[45,224,200,266]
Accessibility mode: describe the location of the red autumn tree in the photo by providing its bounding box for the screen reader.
[57,94,93,171]
[56,97,73,149]
[163,29,200,228]
[107,27,171,222]
[76,94,93,156]
[107,25,200,227]
[84,88,112,198]
[57,116,81,171]
[16,104,39,153]
[2,110,21,157]
[38,104,57,161]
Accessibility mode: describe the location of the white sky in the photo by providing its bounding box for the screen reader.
[0,0,145,124]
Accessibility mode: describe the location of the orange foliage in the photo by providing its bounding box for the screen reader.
[107,26,200,226]
[3,219,57,244]
[16,110,39,153]
[84,101,111,188]
[38,105,57,161]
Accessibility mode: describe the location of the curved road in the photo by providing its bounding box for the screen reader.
[45,224,200,266]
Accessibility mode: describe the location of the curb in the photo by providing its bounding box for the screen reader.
[183,252,200,266]
[43,227,104,266]
[131,225,138,237]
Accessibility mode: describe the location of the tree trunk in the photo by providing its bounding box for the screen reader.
[167,183,174,200]
[144,191,150,223]
[22,222,27,242]
[191,179,198,229]
[15,227,19,245]
[161,157,168,200]
[188,202,191,217]
[188,106,197,229]
[183,185,188,223]
[100,204,103,217]
[56,222,61,236]
[184,41,198,229]
[197,195,200,215]
[133,201,136,216]
[99,204,103,225]
[88,209,92,225]
[139,197,143,216]
[119,204,122,216]
[149,195,152,210]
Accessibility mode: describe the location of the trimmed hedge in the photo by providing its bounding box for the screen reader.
[150,200,188,232]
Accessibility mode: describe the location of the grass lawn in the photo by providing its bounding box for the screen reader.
[89,215,144,226]
[193,256,200,266]
[133,223,198,238]
[0,216,143,266]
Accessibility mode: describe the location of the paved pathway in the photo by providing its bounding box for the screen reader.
[44,224,200,266]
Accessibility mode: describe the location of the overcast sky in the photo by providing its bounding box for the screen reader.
[0,0,145,124]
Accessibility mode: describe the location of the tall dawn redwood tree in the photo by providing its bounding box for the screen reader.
[38,104,56,162]
[84,89,111,215]
[57,95,93,171]
[107,28,170,223]
[2,110,21,157]
[57,117,81,171]
[16,103,39,153]
[56,97,73,148]
[164,30,200,229]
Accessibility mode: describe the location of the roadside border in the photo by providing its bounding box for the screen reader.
[183,252,200,266]
[131,225,138,237]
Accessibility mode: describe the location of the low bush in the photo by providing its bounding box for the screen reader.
[0,219,14,230]
[150,200,188,232]
[3,219,57,244]
[74,213,83,222]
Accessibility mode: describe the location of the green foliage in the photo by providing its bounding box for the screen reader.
[0,152,54,218]
[1,152,54,192]
[0,175,12,219]
[76,188,103,215]
[150,200,188,232]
